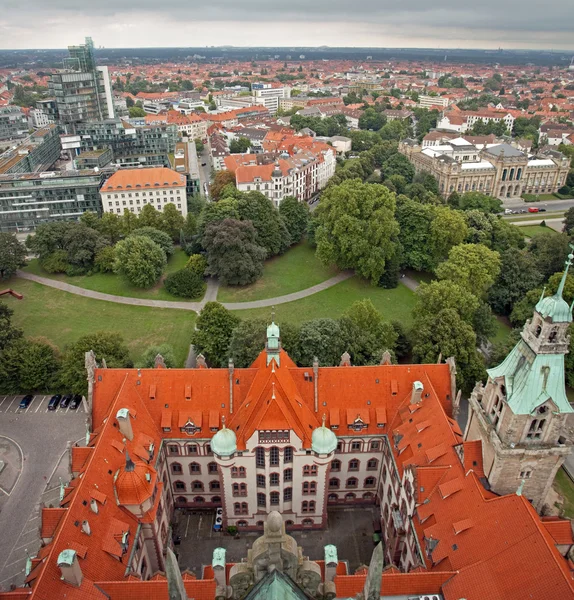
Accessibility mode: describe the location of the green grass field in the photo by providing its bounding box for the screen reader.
[231,276,417,325]
[2,278,195,366]
[517,225,559,238]
[22,248,193,302]
[553,468,574,519]
[522,193,563,201]
[217,241,339,302]
[491,316,512,344]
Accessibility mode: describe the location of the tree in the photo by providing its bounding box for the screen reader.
[381,153,415,182]
[194,138,204,153]
[160,203,185,241]
[436,243,501,298]
[488,248,543,315]
[414,280,480,325]
[0,233,26,280]
[131,226,174,257]
[210,170,236,201]
[0,337,60,393]
[94,246,116,273]
[395,198,435,271]
[315,180,399,284]
[60,332,132,395]
[563,207,574,235]
[128,106,146,118]
[339,300,398,365]
[464,210,524,252]
[120,208,139,235]
[359,108,385,131]
[229,137,251,154]
[138,204,163,229]
[429,206,468,266]
[198,197,240,243]
[113,236,166,288]
[510,287,543,327]
[297,319,346,366]
[279,196,310,244]
[379,119,408,141]
[0,302,23,352]
[204,219,266,285]
[236,192,291,256]
[191,302,239,367]
[528,232,571,280]
[227,319,268,367]
[98,212,123,244]
[413,308,485,391]
[452,191,502,214]
[139,343,176,368]
[26,221,72,258]
[185,254,207,277]
[164,268,205,298]
[63,224,108,270]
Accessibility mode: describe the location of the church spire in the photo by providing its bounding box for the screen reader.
[556,246,574,300]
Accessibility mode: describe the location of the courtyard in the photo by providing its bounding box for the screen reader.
[173,505,379,578]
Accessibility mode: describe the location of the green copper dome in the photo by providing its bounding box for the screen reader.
[211,424,237,457]
[535,251,574,323]
[312,423,337,455]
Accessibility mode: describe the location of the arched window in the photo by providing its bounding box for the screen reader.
[303,465,318,476]
[535,324,542,338]
[302,481,317,495]
[270,447,280,466]
[509,168,515,181]
[233,483,247,497]
[348,459,360,471]
[173,480,186,491]
[329,478,340,489]
[208,462,218,474]
[176,496,187,504]
[237,520,248,527]
[517,168,522,181]
[345,493,356,501]
[193,496,204,503]
[284,447,294,463]
[364,477,376,488]
[189,462,201,474]
[257,474,266,488]
[302,501,315,513]
[549,328,558,342]
[255,447,265,468]
[302,518,314,527]
[331,459,341,472]
[231,466,246,478]
[346,477,358,489]
[270,491,280,505]
[212,496,221,504]
[257,493,266,508]
[209,481,220,491]
[328,493,338,502]
[187,444,198,455]
[284,487,292,501]
[285,520,294,526]
[284,468,293,482]
[362,492,374,500]
[171,462,182,474]
[367,458,378,470]
[502,169,507,181]
[270,473,280,486]
[256,520,264,527]
[192,480,204,492]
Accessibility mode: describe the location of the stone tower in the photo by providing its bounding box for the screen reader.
[465,250,574,511]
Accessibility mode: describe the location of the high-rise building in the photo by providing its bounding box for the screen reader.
[49,37,114,130]
[0,107,28,141]
[0,125,61,176]
[465,251,574,510]
[251,83,291,114]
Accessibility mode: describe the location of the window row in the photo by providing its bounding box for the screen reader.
[170,461,218,475]
[330,458,379,471]
[255,446,294,467]
[329,476,376,489]
[175,496,221,504]
[328,492,375,502]
[335,440,382,453]
[173,480,220,492]
[168,444,212,456]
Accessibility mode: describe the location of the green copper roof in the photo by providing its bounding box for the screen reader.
[535,251,574,323]
[312,423,337,454]
[57,549,77,566]
[487,338,573,415]
[211,424,237,456]
[244,570,309,600]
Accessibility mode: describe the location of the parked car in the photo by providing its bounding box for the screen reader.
[528,207,539,213]
[504,208,513,214]
[19,394,33,409]
[69,394,82,410]
[539,208,547,212]
[48,394,62,410]
[60,394,73,408]
[201,162,207,166]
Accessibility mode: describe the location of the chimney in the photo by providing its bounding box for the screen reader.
[313,357,319,413]
[57,549,83,587]
[324,545,338,583]
[212,547,227,591]
[228,358,234,414]
[81,520,91,536]
[116,408,133,441]
[90,499,98,514]
[411,381,424,404]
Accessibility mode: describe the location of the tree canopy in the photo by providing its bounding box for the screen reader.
[113,235,167,288]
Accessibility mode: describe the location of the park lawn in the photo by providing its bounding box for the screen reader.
[518,225,558,238]
[2,278,195,366]
[230,276,417,325]
[553,468,574,519]
[217,241,340,303]
[522,193,562,201]
[507,212,565,222]
[491,316,512,345]
[22,248,193,302]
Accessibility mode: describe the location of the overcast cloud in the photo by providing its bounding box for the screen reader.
[0,0,573,50]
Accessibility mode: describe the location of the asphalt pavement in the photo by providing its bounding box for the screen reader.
[501,197,574,213]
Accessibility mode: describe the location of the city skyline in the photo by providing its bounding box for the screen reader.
[1,0,573,51]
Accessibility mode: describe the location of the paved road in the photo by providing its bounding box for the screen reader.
[16,270,355,312]
[197,145,212,199]
[501,198,574,213]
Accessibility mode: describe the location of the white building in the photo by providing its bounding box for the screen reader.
[29,108,53,129]
[418,95,451,109]
[251,83,291,114]
[100,167,187,217]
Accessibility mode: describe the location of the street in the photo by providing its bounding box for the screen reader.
[197,145,212,199]
[501,197,574,214]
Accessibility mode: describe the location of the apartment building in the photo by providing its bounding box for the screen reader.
[0,125,61,175]
[438,110,515,133]
[100,167,187,217]
[0,106,28,140]
[0,169,104,232]
[418,95,451,109]
[251,82,291,114]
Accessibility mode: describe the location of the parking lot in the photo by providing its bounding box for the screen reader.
[0,395,87,591]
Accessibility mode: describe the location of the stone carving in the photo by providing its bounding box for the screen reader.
[297,560,321,597]
[196,354,207,368]
[340,351,351,367]
[380,351,392,365]
[229,563,253,599]
[154,354,166,368]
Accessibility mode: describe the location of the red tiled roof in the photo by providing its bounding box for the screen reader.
[102,167,185,191]
[541,518,574,546]
[40,508,66,539]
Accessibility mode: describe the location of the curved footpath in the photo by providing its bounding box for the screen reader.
[16,270,355,312]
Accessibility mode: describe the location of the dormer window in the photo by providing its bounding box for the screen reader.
[181,419,200,436]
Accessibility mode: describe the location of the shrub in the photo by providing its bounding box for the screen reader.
[113,236,166,288]
[164,268,206,298]
[541,220,546,227]
[185,254,207,277]
[94,245,116,273]
[226,526,238,536]
[130,227,174,257]
[40,250,69,273]
[65,264,87,277]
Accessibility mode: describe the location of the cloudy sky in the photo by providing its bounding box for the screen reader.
[1,0,573,50]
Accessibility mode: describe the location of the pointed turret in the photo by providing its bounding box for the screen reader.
[266,311,281,366]
[535,248,574,323]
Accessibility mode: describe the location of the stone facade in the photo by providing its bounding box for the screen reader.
[399,138,570,198]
